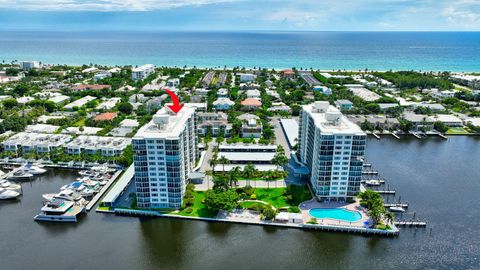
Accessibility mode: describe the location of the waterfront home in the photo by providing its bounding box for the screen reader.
[335,99,353,111]
[241,98,262,110]
[2,132,72,153]
[238,113,262,138]
[213,97,235,111]
[402,112,434,131]
[428,114,463,127]
[65,135,131,157]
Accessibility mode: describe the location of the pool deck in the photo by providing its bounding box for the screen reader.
[299,199,371,227]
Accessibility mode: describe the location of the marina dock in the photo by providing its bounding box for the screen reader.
[384,203,408,208]
[85,170,122,211]
[394,221,427,227]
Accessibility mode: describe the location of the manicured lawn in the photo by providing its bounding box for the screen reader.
[254,188,288,208]
[239,201,267,209]
[253,185,312,208]
[446,127,470,135]
[174,191,216,218]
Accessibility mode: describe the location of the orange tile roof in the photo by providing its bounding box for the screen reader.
[241,98,262,107]
[94,112,117,121]
[283,69,295,74]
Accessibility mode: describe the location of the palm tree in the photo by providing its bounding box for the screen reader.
[209,152,218,174]
[205,170,212,190]
[243,163,257,187]
[218,155,230,174]
[384,211,395,225]
[229,166,241,187]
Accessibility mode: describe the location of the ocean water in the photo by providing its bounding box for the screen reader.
[0,31,479,71]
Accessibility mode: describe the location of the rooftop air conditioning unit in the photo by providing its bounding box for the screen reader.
[153,114,170,128]
[313,101,329,113]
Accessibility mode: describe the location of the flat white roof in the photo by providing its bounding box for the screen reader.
[302,104,365,135]
[280,118,299,148]
[134,106,195,139]
[218,152,275,162]
[102,165,134,204]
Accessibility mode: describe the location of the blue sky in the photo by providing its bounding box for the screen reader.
[0,0,479,31]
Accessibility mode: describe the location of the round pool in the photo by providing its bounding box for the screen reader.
[309,208,362,222]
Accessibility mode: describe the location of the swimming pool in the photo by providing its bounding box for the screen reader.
[309,208,362,222]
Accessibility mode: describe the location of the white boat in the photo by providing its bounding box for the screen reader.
[365,180,381,186]
[389,206,406,213]
[42,189,83,202]
[7,170,34,180]
[91,164,115,174]
[0,180,22,193]
[0,187,21,199]
[21,164,47,175]
[34,199,85,222]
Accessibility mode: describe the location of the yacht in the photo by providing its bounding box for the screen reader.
[42,189,84,202]
[389,206,406,213]
[0,187,21,200]
[7,170,34,180]
[91,164,115,174]
[61,182,96,198]
[21,164,47,175]
[0,180,22,193]
[365,180,381,186]
[34,199,85,222]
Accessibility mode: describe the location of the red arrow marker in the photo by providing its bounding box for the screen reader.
[164,89,184,113]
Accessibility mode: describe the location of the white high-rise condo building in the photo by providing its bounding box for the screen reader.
[131,64,155,81]
[298,101,366,202]
[133,106,197,209]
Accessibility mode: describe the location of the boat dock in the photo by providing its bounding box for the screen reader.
[362,170,379,175]
[85,170,122,211]
[391,132,401,139]
[384,203,408,208]
[0,167,22,181]
[372,132,381,140]
[394,221,427,227]
[377,190,396,195]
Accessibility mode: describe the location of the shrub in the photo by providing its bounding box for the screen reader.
[288,206,301,213]
[250,194,257,200]
[261,205,276,220]
[307,218,318,224]
[184,207,193,214]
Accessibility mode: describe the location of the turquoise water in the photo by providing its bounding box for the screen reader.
[1,31,480,71]
[309,208,362,222]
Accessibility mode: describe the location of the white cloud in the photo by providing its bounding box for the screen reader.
[0,0,241,11]
[441,1,480,28]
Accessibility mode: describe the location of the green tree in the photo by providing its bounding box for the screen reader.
[218,155,230,173]
[117,102,133,115]
[2,98,18,109]
[204,189,239,212]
